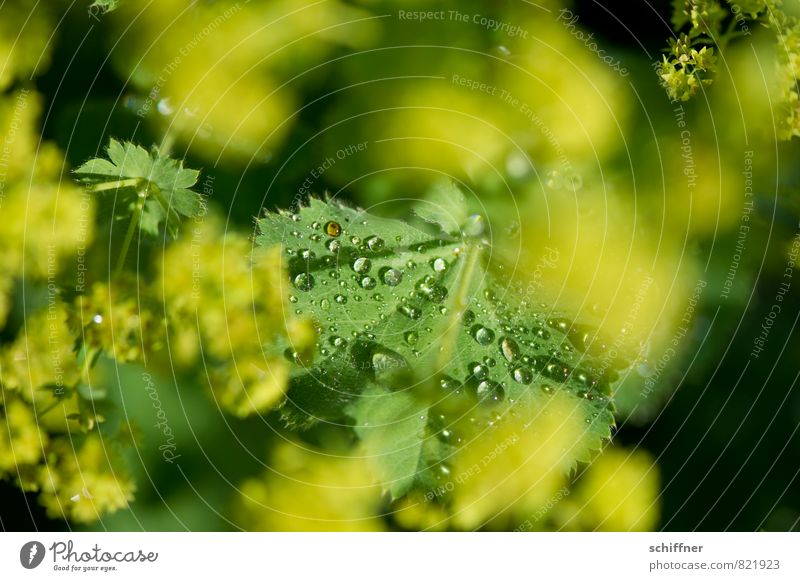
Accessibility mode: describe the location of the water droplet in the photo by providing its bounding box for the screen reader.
[157,98,174,116]
[565,171,583,192]
[397,304,421,320]
[543,361,571,382]
[512,366,533,384]
[439,375,459,391]
[405,332,418,346]
[352,257,371,274]
[532,326,551,340]
[289,295,298,303]
[360,276,376,290]
[293,273,315,291]
[311,221,321,230]
[335,294,347,304]
[325,221,341,237]
[500,337,520,363]
[300,248,316,261]
[546,170,562,190]
[366,236,385,251]
[380,267,403,286]
[547,317,571,334]
[476,380,504,404]
[431,258,447,272]
[469,362,489,381]
[320,298,330,311]
[92,314,103,324]
[506,151,530,178]
[416,275,448,303]
[462,214,485,237]
[330,336,347,350]
[462,310,475,326]
[472,325,495,345]
[350,236,362,246]
[495,44,512,58]
[326,239,341,253]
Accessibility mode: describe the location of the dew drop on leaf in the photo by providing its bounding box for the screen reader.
[293,273,315,291]
[469,362,489,381]
[472,325,495,345]
[335,294,348,304]
[326,239,341,253]
[500,337,520,362]
[366,236,385,251]
[325,221,341,237]
[352,257,371,273]
[431,257,447,272]
[476,380,504,404]
[397,304,421,320]
[405,331,418,346]
[512,366,533,385]
[360,276,376,290]
[380,267,403,286]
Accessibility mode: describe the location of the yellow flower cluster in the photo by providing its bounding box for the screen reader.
[0,86,136,523]
[0,1,53,91]
[233,440,384,531]
[157,215,314,417]
[70,279,163,364]
[552,447,660,531]
[28,435,136,524]
[111,0,377,163]
[776,21,800,139]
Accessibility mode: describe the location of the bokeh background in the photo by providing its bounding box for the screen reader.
[1,0,799,531]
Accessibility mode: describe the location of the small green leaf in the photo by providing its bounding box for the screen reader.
[413,179,469,235]
[73,139,203,239]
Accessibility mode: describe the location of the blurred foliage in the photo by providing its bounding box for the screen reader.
[0,0,799,532]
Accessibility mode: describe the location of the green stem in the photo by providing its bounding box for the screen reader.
[434,242,482,373]
[115,194,145,277]
[87,177,142,192]
[158,131,175,158]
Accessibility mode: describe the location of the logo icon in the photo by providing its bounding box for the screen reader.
[20,541,46,569]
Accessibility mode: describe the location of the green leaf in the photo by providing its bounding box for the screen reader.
[349,385,431,500]
[73,139,203,238]
[89,0,121,14]
[258,195,626,497]
[413,179,469,235]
